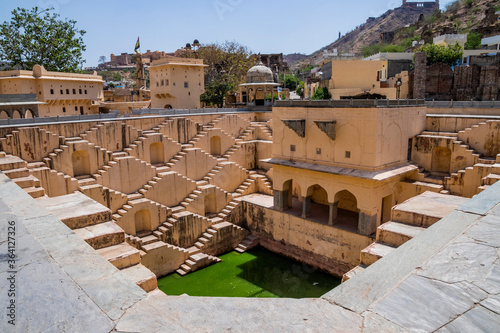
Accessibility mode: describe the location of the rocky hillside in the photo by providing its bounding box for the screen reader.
[391,0,500,46]
[293,0,500,69]
[283,53,309,68]
[294,5,436,68]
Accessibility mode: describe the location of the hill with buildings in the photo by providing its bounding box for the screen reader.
[293,0,500,69]
[390,0,500,47]
[293,1,439,68]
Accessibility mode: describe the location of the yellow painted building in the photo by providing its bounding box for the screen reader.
[268,103,426,236]
[311,60,409,100]
[149,56,207,109]
[0,65,104,118]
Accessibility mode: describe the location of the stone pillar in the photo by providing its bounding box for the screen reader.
[274,190,286,211]
[413,52,427,100]
[358,210,378,236]
[328,202,339,226]
[301,196,311,219]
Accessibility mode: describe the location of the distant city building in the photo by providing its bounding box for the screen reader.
[149,56,207,109]
[481,35,500,50]
[0,65,103,118]
[401,0,439,10]
[306,60,410,100]
[433,34,467,48]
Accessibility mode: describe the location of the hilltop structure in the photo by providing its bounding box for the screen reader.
[402,0,439,10]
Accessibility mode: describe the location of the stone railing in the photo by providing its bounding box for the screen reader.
[274,99,426,108]
[426,100,500,108]
[0,113,120,126]
[128,107,252,116]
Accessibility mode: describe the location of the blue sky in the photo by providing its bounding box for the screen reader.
[0,0,456,67]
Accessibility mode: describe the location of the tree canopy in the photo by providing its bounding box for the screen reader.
[417,43,463,67]
[281,74,299,91]
[180,41,256,106]
[311,87,332,100]
[0,7,87,72]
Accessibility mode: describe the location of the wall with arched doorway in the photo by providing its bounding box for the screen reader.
[134,209,152,234]
[50,140,109,178]
[125,132,182,166]
[0,110,9,119]
[210,136,221,156]
[72,150,91,177]
[431,147,452,174]
[150,142,165,165]
[114,199,168,235]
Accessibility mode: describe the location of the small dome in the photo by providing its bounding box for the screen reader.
[185,43,192,48]
[193,39,200,45]
[246,61,274,83]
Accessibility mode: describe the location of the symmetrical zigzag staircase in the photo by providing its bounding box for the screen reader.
[0,113,275,277]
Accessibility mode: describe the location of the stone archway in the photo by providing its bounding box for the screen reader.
[25,110,34,118]
[303,184,329,223]
[135,209,152,234]
[210,136,222,156]
[204,193,217,216]
[150,142,165,165]
[333,190,359,229]
[0,110,9,119]
[12,110,21,119]
[72,150,91,177]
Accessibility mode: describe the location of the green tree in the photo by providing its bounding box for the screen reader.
[181,41,255,87]
[200,75,235,108]
[0,7,87,72]
[311,87,332,100]
[281,74,298,91]
[296,81,305,98]
[417,43,463,66]
[465,32,482,50]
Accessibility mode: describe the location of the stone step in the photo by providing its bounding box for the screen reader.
[127,193,144,201]
[24,186,46,199]
[3,167,29,179]
[483,173,500,186]
[0,155,27,171]
[391,192,468,227]
[120,264,157,292]
[64,137,83,142]
[187,246,202,255]
[73,221,125,250]
[12,175,40,188]
[360,242,397,267]
[27,162,46,169]
[176,269,187,276]
[77,178,97,186]
[180,264,191,272]
[140,235,158,246]
[185,259,196,267]
[341,265,366,283]
[376,221,425,247]
[96,242,140,269]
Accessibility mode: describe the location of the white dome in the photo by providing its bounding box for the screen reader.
[247,61,274,83]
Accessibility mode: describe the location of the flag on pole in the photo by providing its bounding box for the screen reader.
[134,37,140,53]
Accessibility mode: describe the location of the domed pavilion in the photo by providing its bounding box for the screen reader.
[239,60,280,106]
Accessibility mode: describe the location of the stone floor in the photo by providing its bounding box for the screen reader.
[1,173,500,332]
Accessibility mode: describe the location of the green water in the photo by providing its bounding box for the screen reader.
[157,247,341,298]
